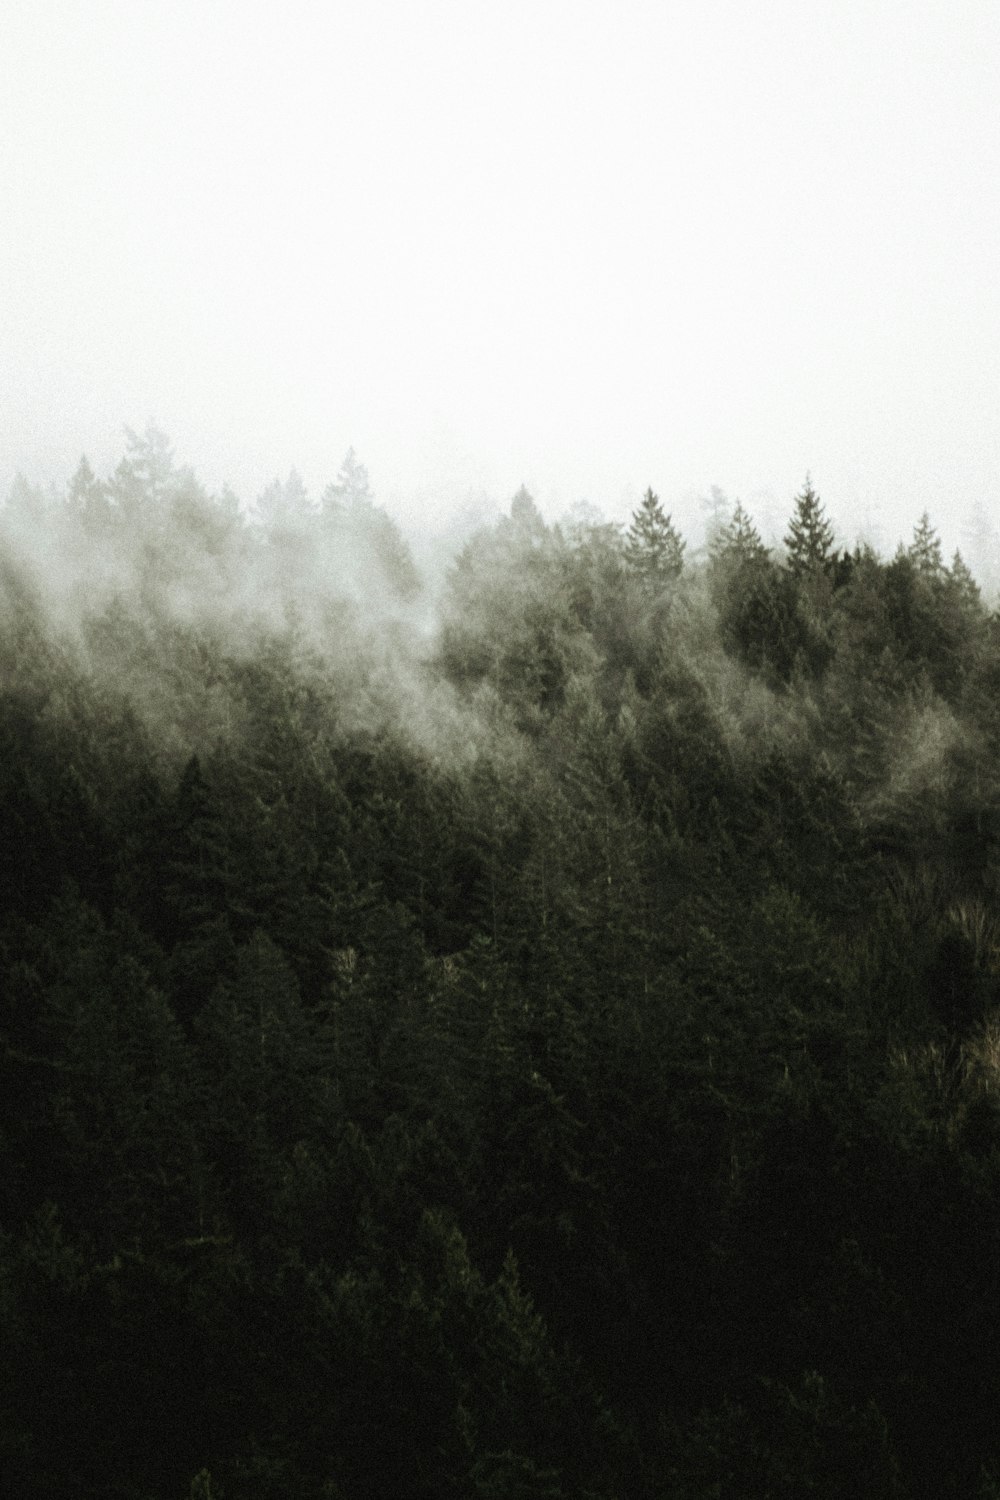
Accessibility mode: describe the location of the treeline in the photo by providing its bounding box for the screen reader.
[2,438,1000,1497]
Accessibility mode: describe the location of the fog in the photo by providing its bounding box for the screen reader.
[6,13,1000,1488]
[6,364,1000,1500]
[3,0,999,830]
[3,0,998,555]
[2,424,988,846]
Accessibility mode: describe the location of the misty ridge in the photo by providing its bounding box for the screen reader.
[3,423,998,818]
[7,426,1000,1498]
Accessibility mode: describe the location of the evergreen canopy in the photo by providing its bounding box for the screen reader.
[3,434,1000,1499]
[711,499,768,565]
[908,511,945,579]
[784,474,834,576]
[625,487,685,585]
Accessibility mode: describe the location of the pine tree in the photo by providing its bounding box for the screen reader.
[711,499,768,566]
[908,511,945,580]
[784,474,834,577]
[67,456,105,515]
[625,488,685,587]
[947,549,982,613]
[321,447,373,518]
[320,449,419,599]
[507,485,548,544]
[107,424,175,517]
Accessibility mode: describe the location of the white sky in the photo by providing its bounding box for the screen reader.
[2,0,998,550]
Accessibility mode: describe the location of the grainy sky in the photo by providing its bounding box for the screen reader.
[2,0,998,549]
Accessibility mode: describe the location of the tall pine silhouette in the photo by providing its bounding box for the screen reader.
[625,488,685,588]
[784,474,834,577]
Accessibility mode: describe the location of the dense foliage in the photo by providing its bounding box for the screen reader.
[3,434,1000,1497]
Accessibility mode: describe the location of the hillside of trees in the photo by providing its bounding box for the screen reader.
[3,432,1000,1497]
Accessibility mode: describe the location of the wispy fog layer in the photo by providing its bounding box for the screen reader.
[6,425,1000,1497]
[3,431,997,857]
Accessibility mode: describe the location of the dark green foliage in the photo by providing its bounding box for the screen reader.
[437,491,597,726]
[908,511,945,579]
[625,486,685,588]
[710,497,768,569]
[5,440,1000,1497]
[715,550,815,683]
[784,473,835,577]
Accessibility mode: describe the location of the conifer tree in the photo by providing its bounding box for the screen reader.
[321,447,373,517]
[67,456,106,518]
[783,474,834,577]
[947,549,982,612]
[711,499,768,565]
[319,449,419,598]
[105,423,175,519]
[908,511,945,580]
[508,484,548,543]
[122,423,175,498]
[625,488,685,587]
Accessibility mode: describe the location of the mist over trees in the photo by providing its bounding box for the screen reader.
[3,431,1000,1497]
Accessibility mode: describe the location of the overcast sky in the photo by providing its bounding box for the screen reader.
[2,0,998,550]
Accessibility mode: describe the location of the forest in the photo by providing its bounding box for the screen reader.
[2,428,1000,1498]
